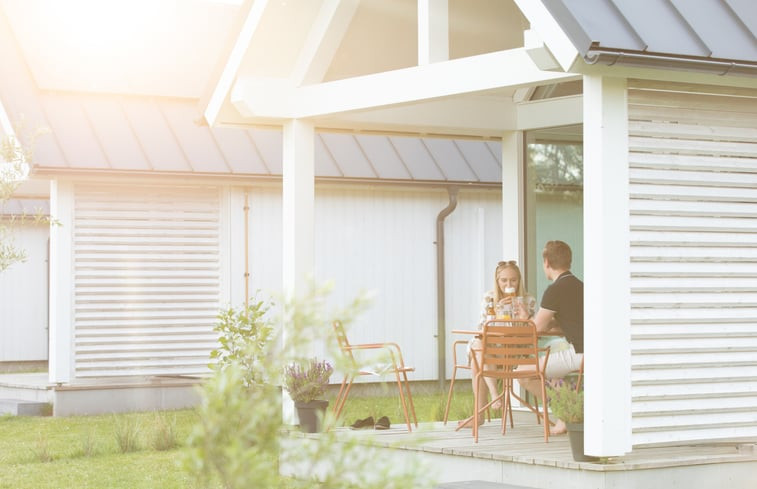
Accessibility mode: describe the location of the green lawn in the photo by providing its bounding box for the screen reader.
[0,389,474,489]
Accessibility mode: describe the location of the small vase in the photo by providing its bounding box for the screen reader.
[295,400,329,433]
[566,423,599,462]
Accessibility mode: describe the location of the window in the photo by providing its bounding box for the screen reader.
[524,125,583,300]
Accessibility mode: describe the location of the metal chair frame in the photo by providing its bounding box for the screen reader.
[332,320,418,432]
[473,319,551,443]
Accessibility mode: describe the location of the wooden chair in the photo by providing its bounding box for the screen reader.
[443,338,490,425]
[473,319,551,443]
[332,320,418,431]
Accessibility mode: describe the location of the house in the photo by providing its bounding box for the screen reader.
[198,0,757,459]
[1,0,755,464]
[0,0,511,414]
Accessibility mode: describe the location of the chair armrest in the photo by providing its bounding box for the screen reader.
[345,342,408,369]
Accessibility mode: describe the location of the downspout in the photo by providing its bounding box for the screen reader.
[244,192,250,309]
[435,186,458,390]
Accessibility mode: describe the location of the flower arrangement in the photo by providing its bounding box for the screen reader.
[283,358,334,404]
[546,378,583,424]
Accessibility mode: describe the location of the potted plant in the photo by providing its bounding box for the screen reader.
[283,358,334,433]
[546,379,598,462]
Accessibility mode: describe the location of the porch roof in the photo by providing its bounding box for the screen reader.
[542,0,757,76]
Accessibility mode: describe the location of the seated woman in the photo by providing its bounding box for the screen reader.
[459,260,568,428]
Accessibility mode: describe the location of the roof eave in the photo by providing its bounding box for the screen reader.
[584,47,757,78]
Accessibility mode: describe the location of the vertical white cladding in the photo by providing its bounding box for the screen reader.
[628,80,757,445]
[243,184,502,381]
[0,223,49,361]
[72,183,222,378]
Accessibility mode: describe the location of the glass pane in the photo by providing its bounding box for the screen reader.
[524,126,583,301]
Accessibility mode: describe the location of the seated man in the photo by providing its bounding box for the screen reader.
[522,240,584,435]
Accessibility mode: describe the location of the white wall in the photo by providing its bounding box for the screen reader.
[244,184,502,381]
[0,223,48,362]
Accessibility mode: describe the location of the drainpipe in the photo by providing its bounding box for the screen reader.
[244,192,250,309]
[435,186,458,390]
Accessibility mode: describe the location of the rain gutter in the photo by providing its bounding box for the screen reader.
[584,46,757,78]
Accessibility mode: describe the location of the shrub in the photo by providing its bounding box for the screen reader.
[113,415,140,453]
[184,282,434,489]
[211,297,273,387]
[150,411,179,451]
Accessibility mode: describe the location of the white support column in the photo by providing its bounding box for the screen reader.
[282,119,315,298]
[501,131,523,263]
[418,0,448,65]
[48,179,74,384]
[583,75,632,456]
[282,119,315,423]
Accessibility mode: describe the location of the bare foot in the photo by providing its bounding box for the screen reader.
[490,399,503,411]
[457,416,485,429]
[549,418,567,435]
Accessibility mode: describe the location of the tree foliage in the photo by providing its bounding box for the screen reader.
[185,282,434,489]
[0,124,51,273]
[528,143,583,196]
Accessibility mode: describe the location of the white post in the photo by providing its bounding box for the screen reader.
[418,0,448,65]
[583,74,632,456]
[48,179,74,384]
[501,131,523,263]
[281,119,315,423]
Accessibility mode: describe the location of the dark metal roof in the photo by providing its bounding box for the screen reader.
[543,0,757,76]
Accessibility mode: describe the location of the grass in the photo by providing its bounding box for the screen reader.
[333,387,475,427]
[0,410,199,489]
[0,387,474,488]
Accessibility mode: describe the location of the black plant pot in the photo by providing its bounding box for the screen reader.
[295,400,329,433]
[566,423,599,462]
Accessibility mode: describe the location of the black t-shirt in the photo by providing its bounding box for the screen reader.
[540,271,584,354]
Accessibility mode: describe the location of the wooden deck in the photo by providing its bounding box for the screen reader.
[326,410,757,489]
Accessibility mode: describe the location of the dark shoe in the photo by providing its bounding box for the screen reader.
[350,416,374,429]
[374,416,391,430]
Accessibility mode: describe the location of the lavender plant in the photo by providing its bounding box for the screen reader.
[546,378,584,424]
[283,358,333,403]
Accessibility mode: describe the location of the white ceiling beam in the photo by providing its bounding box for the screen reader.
[202,0,269,127]
[290,0,360,86]
[513,0,579,72]
[316,96,517,136]
[516,95,583,130]
[231,49,577,119]
[418,0,448,65]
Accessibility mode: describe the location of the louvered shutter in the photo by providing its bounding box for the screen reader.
[628,80,757,445]
[73,183,220,378]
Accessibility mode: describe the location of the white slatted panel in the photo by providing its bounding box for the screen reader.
[73,183,220,377]
[628,80,757,446]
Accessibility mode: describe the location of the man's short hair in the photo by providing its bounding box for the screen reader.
[542,240,572,270]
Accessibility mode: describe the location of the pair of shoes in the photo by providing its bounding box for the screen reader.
[374,416,391,430]
[350,416,374,429]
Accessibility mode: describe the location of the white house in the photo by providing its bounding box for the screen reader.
[197,0,757,458]
[1,0,755,462]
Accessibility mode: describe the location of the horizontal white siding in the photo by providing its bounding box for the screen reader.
[628,80,757,446]
[244,184,502,381]
[0,223,49,362]
[72,184,221,377]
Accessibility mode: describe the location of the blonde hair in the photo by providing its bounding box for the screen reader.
[493,260,526,302]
